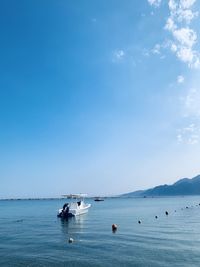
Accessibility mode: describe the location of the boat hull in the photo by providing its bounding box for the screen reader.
[57,203,91,218]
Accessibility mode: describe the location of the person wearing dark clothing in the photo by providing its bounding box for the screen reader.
[61,203,69,218]
[63,203,68,210]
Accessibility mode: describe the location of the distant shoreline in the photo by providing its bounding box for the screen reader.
[0,196,118,201]
[0,198,62,201]
[1,195,200,201]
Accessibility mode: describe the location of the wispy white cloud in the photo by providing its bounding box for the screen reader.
[152,44,161,54]
[183,87,200,117]
[177,134,183,143]
[177,86,200,145]
[177,75,185,83]
[180,0,196,9]
[148,0,162,7]
[177,123,200,144]
[142,49,150,57]
[173,28,197,47]
[149,42,169,58]
[112,49,125,62]
[148,1,200,145]
[166,0,199,68]
[148,0,200,68]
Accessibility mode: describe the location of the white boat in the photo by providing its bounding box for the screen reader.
[57,194,91,218]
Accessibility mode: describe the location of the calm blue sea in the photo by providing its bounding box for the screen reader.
[1,197,200,266]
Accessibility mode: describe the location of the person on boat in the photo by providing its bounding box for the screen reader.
[62,203,69,217]
[62,203,68,211]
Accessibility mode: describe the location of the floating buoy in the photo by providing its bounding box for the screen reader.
[138,220,141,224]
[112,224,118,232]
[186,206,189,209]
[165,211,169,215]
[155,216,158,219]
[68,237,74,243]
[174,210,176,212]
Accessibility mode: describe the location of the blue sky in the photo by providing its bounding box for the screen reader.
[0,0,200,198]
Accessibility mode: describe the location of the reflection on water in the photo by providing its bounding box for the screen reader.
[59,214,88,236]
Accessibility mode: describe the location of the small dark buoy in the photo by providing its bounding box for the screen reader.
[199,203,200,206]
[186,206,189,209]
[15,219,23,223]
[138,220,141,224]
[174,210,176,212]
[165,211,169,215]
[155,216,158,219]
[68,237,74,243]
[112,224,118,232]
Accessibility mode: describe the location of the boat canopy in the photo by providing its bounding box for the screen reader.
[62,193,88,199]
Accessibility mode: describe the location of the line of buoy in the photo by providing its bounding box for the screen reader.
[111,202,200,232]
[67,201,200,244]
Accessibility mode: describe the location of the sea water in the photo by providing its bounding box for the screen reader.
[1,197,200,267]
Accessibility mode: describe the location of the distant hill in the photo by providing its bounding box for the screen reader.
[122,174,200,197]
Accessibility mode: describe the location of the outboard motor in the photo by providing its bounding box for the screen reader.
[58,203,69,218]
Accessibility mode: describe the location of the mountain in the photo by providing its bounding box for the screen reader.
[122,174,200,197]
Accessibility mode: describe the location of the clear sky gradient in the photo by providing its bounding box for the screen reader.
[0,0,200,198]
